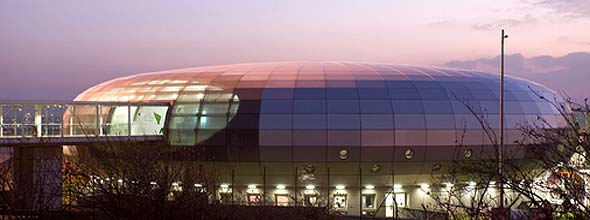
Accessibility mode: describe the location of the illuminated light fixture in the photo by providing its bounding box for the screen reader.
[335,185,346,190]
[276,184,286,190]
[172,182,179,186]
[150,181,157,185]
[365,185,375,190]
[117,179,123,183]
[420,183,430,190]
[248,184,257,189]
[220,184,229,188]
[468,181,477,187]
[445,183,454,188]
[306,184,316,190]
[194,183,203,188]
[393,184,402,189]
[489,181,496,185]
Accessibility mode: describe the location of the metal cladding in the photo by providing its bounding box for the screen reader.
[75,62,565,162]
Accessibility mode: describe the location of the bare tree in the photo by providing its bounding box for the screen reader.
[428,93,590,220]
[0,146,63,220]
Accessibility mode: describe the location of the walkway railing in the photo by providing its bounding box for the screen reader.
[0,101,170,140]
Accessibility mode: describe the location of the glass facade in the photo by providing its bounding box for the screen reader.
[75,62,565,161]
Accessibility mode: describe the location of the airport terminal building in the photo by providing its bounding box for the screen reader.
[6,62,567,217]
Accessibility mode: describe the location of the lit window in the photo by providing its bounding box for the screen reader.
[275,194,289,206]
[333,194,347,209]
[362,194,376,208]
[248,194,261,206]
[304,194,318,207]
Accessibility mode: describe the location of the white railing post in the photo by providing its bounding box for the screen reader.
[128,104,131,137]
[69,105,75,136]
[0,104,3,138]
[45,105,49,136]
[34,105,42,137]
[96,104,100,137]
[61,104,65,138]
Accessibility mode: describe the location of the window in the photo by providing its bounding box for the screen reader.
[394,193,406,207]
[248,194,261,206]
[304,194,318,207]
[173,103,200,115]
[201,103,230,114]
[198,116,226,129]
[275,194,289,206]
[362,194,376,208]
[170,116,197,129]
[333,194,347,209]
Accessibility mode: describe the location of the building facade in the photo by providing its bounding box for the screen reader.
[73,62,566,217]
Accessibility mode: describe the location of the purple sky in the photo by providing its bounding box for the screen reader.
[1,0,589,101]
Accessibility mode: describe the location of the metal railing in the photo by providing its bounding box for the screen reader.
[0,101,170,139]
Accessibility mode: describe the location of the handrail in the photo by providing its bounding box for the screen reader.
[0,102,170,139]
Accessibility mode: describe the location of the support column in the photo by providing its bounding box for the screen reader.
[13,145,63,211]
[34,105,42,137]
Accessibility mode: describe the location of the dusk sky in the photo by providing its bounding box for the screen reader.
[1,0,589,101]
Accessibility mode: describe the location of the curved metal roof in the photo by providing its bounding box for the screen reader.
[74,62,565,161]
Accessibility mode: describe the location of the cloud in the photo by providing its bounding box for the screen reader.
[535,0,590,18]
[444,52,590,102]
[472,14,537,31]
[425,19,450,27]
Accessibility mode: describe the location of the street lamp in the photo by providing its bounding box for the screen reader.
[499,29,509,216]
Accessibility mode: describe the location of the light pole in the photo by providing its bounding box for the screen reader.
[499,29,509,215]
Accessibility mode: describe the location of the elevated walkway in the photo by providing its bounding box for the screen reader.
[0,101,170,146]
